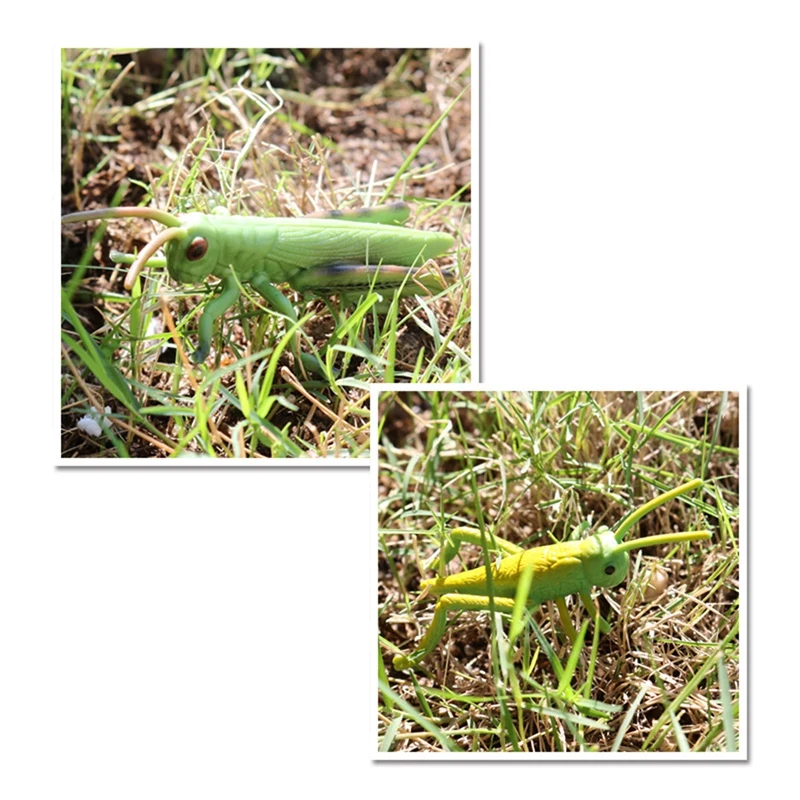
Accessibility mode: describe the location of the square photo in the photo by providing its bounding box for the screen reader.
[376,389,742,756]
[60,48,472,460]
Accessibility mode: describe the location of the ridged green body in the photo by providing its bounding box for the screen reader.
[421,531,630,605]
[166,213,454,284]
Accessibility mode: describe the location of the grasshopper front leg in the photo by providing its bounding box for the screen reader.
[578,589,611,634]
[192,267,240,364]
[125,257,241,365]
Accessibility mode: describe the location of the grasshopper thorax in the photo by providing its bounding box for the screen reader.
[581,529,630,589]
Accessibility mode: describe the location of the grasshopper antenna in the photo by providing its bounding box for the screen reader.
[613,478,704,543]
[62,206,182,228]
[62,207,186,290]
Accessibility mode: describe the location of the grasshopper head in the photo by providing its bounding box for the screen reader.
[164,213,220,284]
[583,480,712,590]
[61,206,199,290]
[61,206,222,288]
[582,529,631,589]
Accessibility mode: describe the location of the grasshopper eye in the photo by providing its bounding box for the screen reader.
[186,237,208,261]
[604,565,615,575]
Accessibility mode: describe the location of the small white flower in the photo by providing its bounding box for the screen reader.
[77,406,113,438]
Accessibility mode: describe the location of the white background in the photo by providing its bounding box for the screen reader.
[3,3,797,796]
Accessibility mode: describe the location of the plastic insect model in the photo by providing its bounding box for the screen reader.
[62,201,455,365]
[392,479,710,670]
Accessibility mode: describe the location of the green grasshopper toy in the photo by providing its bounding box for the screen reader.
[393,479,710,671]
[62,201,455,365]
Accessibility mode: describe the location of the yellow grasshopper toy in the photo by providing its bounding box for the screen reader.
[393,479,710,671]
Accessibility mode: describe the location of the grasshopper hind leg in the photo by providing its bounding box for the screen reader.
[393,594,522,671]
[289,263,454,298]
